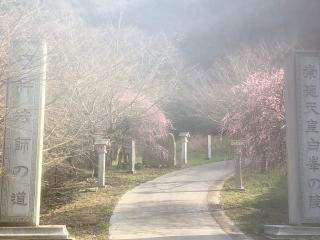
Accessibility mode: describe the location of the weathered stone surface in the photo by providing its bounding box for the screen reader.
[0,38,70,238]
[264,225,320,239]
[94,139,110,187]
[234,160,244,191]
[230,140,245,191]
[128,139,135,174]
[1,39,46,226]
[285,51,320,224]
[168,133,176,167]
[178,132,190,166]
[266,51,320,238]
[0,225,71,239]
[207,135,212,160]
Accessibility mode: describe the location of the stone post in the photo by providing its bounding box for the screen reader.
[179,132,190,165]
[264,51,320,238]
[0,38,70,239]
[230,140,245,191]
[123,138,135,173]
[207,135,212,160]
[182,139,187,164]
[285,52,320,224]
[168,133,176,167]
[129,139,136,174]
[1,39,47,226]
[235,154,244,191]
[94,139,110,187]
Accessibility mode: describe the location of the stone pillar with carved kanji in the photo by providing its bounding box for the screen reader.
[0,38,71,239]
[264,51,320,238]
[94,139,110,187]
[179,132,190,165]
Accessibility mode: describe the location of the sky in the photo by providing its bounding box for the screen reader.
[54,0,319,68]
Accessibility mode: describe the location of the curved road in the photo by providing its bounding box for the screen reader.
[109,161,235,240]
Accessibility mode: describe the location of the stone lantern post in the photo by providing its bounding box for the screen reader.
[178,132,190,166]
[94,139,110,187]
[230,139,245,191]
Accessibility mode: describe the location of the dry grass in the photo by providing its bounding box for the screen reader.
[220,165,320,240]
[40,167,171,240]
[40,144,228,240]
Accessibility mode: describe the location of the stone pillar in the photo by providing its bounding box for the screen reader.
[285,53,301,225]
[264,51,320,239]
[168,133,176,167]
[235,154,244,191]
[0,38,70,239]
[179,132,190,165]
[182,139,187,164]
[0,39,47,226]
[94,139,110,187]
[286,52,320,224]
[129,140,135,174]
[123,138,135,173]
[230,140,245,191]
[207,135,212,160]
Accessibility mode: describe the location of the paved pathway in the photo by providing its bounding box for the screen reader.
[109,161,235,240]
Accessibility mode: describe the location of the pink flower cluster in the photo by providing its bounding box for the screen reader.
[120,92,172,158]
[222,69,286,166]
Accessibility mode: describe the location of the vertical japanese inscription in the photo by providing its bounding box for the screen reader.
[0,39,46,225]
[297,53,320,223]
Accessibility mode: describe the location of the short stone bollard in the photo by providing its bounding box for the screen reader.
[124,138,136,174]
[94,139,110,187]
[235,156,244,190]
[178,132,190,166]
[230,139,245,191]
[207,134,212,160]
[129,140,136,174]
[168,133,177,167]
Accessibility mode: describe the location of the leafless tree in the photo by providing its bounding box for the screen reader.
[176,38,295,129]
[0,1,181,181]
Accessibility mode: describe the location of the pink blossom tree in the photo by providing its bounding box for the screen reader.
[112,91,173,165]
[222,69,286,171]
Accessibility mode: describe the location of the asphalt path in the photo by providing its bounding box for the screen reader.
[109,161,235,240]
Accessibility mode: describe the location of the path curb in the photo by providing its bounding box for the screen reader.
[207,177,255,240]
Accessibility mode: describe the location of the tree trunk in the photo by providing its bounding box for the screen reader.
[260,152,268,173]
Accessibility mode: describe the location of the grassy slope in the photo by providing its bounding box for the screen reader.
[40,147,223,240]
[221,165,320,240]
